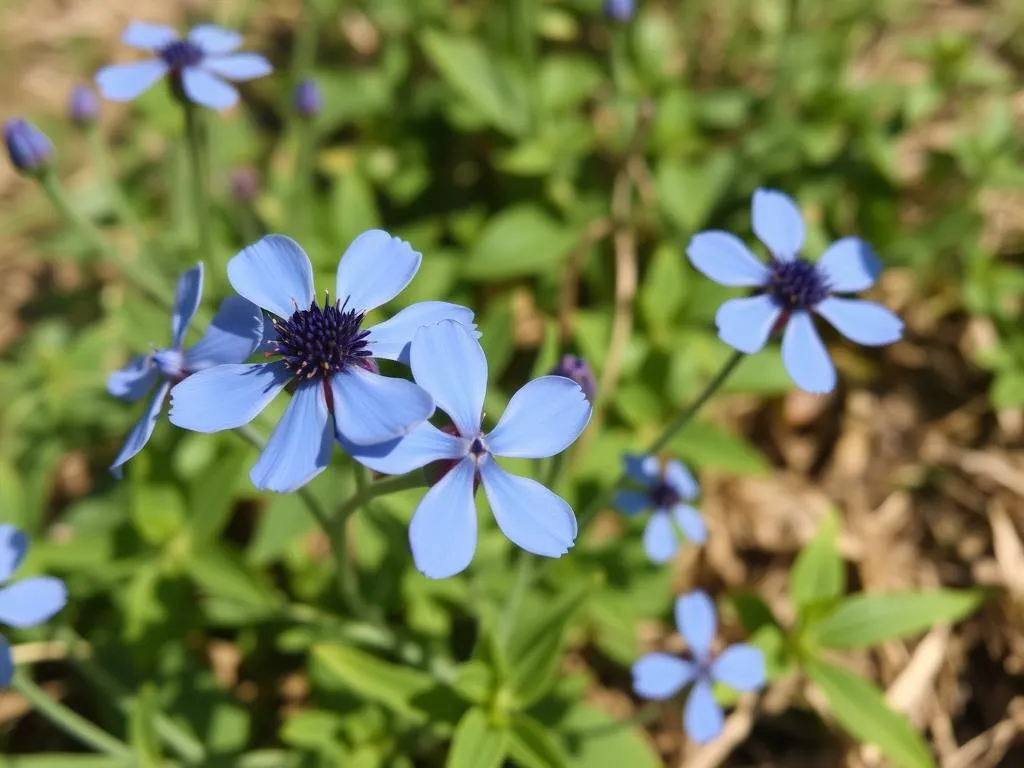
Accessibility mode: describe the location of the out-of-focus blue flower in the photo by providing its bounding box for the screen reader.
[633,590,765,744]
[345,320,591,579]
[108,263,264,475]
[169,233,476,493]
[3,119,54,175]
[604,0,635,22]
[95,21,272,111]
[687,188,903,394]
[0,525,67,687]
[68,85,100,127]
[615,454,705,564]
[294,78,322,118]
[550,354,597,403]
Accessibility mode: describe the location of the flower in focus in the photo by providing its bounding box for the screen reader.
[615,454,705,563]
[108,262,264,475]
[633,590,765,744]
[3,119,54,175]
[604,0,635,22]
[0,525,67,687]
[169,232,475,493]
[68,85,100,127]
[686,188,903,393]
[95,21,272,110]
[346,320,591,579]
[294,78,322,118]
[550,354,597,403]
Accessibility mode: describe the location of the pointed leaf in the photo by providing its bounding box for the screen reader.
[790,511,844,614]
[446,707,508,768]
[508,714,572,768]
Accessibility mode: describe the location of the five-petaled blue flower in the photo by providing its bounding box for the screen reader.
[108,262,264,476]
[169,233,475,494]
[633,590,765,744]
[346,320,591,579]
[0,525,67,687]
[95,21,272,111]
[615,455,706,564]
[687,188,904,394]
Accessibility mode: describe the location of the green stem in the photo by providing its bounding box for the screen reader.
[292,119,316,236]
[11,667,134,760]
[183,100,212,261]
[84,125,144,244]
[290,0,320,86]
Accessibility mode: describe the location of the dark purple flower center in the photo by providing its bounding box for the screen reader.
[469,437,487,457]
[767,257,830,310]
[649,482,680,510]
[270,295,371,381]
[159,40,204,70]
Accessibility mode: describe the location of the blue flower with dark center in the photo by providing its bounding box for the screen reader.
[271,296,371,379]
[95,21,272,111]
[687,188,904,393]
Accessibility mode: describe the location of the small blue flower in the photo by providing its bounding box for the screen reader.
[345,320,592,579]
[615,455,706,564]
[0,525,68,687]
[108,263,264,475]
[686,188,904,394]
[169,233,476,493]
[633,590,765,744]
[550,354,597,403]
[294,78,322,118]
[68,85,100,127]
[604,0,636,22]
[3,119,54,175]
[95,21,272,111]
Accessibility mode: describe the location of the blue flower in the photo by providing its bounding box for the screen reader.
[550,354,597,403]
[3,119,53,175]
[686,188,904,393]
[95,21,272,110]
[615,455,706,564]
[345,320,591,579]
[68,85,100,127]
[294,78,322,118]
[108,262,264,475]
[632,590,765,744]
[0,525,67,687]
[169,233,475,494]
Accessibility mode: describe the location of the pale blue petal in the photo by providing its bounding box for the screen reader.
[110,381,170,477]
[684,679,725,744]
[781,311,835,394]
[107,355,157,402]
[614,490,650,516]
[227,235,315,319]
[665,459,699,500]
[0,526,28,583]
[632,653,696,700]
[0,577,67,628]
[343,422,465,475]
[170,263,203,349]
[675,591,716,658]
[122,21,179,50]
[815,297,903,347]
[752,188,804,260]
[715,295,782,354]
[335,230,421,314]
[686,231,769,287]
[0,636,11,687]
[710,644,766,692]
[185,297,264,369]
[623,454,658,487]
[250,382,332,492]
[331,368,433,446]
[410,320,486,437]
[643,511,678,564]
[188,24,242,54]
[169,362,290,432]
[816,237,881,293]
[365,301,477,365]
[182,67,238,110]
[479,458,577,558]
[201,54,272,82]
[409,457,478,579]
[95,60,168,102]
[673,505,707,545]
[485,376,591,459]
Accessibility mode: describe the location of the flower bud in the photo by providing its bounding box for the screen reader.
[228,166,260,203]
[293,78,322,119]
[68,85,99,127]
[604,0,635,22]
[3,118,54,175]
[550,354,597,403]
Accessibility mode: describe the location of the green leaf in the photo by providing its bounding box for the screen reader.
[186,545,282,612]
[805,658,934,768]
[130,482,186,546]
[332,170,382,259]
[790,511,844,615]
[508,714,572,768]
[669,421,768,475]
[814,590,985,649]
[462,205,578,280]
[128,683,163,765]
[185,442,248,543]
[639,243,688,333]
[656,152,735,233]
[446,707,508,768]
[562,704,660,768]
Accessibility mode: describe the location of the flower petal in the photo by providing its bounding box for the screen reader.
[0,526,28,583]
[365,301,477,365]
[331,368,433,446]
[752,188,804,260]
[781,311,835,394]
[335,230,422,314]
[185,297,264,369]
[614,490,650,516]
[673,505,707,545]
[410,320,486,437]
[665,459,699,500]
[0,577,67,628]
[815,297,903,347]
[684,679,725,744]
[250,382,333,492]
[169,362,290,432]
[0,636,11,687]
[188,24,242,54]
[409,457,478,579]
[122,21,179,50]
[715,295,782,355]
[710,644,766,692]
[107,355,157,402]
[624,454,659,487]
[227,235,315,319]
[343,422,464,475]
[675,590,717,658]
[643,511,678,564]
[202,53,272,82]
[110,381,170,477]
[816,237,881,293]
[95,60,168,102]
[182,67,239,110]
[686,231,769,287]
[632,653,696,700]
[485,376,591,459]
[170,263,203,349]
[479,458,577,558]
